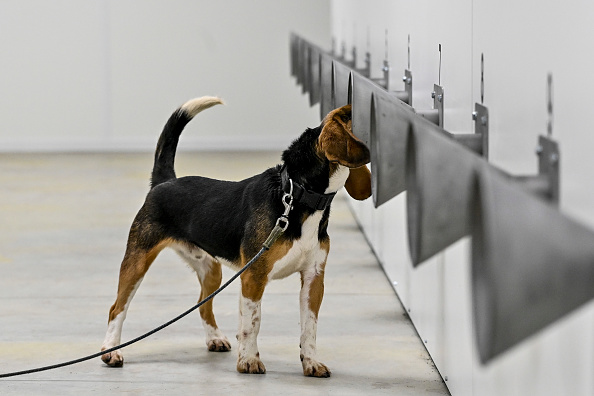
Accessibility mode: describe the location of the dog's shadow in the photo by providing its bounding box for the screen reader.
[114,343,233,367]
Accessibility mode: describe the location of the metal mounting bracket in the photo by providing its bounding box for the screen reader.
[363,51,372,78]
[449,103,489,158]
[368,59,412,106]
[537,136,560,203]
[369,58,390,89]
[512,135,560,205]
[350,46,372,78]
[417,84,443,127]
[473,103,489,158]
[349,46,357,69]
[393,69,412,105]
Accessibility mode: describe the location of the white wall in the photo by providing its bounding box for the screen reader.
[0,0,330,152]
[331,1,594,395]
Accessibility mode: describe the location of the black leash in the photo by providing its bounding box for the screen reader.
[0,179,295,379]
[0,247,265,379]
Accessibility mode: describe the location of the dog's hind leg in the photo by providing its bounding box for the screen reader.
[178,247,232,352]
[101,226,171,367]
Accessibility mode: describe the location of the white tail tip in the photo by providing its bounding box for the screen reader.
[181,96,225,118]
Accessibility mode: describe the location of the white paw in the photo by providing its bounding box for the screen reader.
[301,356,331,378]
[237,355,266,374]
[101,348,124,367]
[207,336,232,352]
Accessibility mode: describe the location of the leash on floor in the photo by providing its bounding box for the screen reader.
[0,183,295,379]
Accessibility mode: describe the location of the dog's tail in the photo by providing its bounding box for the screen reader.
[150,96,224,188]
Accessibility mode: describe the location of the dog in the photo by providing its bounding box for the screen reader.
[100,96,372,377]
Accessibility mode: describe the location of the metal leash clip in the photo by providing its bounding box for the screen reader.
[277,179,294,232]
[264,179,294,250]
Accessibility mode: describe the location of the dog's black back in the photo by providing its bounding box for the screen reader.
[142,124,332,264]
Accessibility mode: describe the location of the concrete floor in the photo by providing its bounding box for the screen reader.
[0,152,449,395]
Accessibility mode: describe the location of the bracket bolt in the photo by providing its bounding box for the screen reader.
[550,153,559,164]
[392,281,398,286]
[480,115,487,126]
[445,376,449,381]
[431,91,436,99]
[536,145,544,155]
[402,75,407,82]
[472,111,478,121]
[424,339,428,344]
[437,94,443,103]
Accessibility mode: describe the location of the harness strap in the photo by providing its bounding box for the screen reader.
[280,165,336,211]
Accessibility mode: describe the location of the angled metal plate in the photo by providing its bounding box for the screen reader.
[308,46,321,106]
[290,33,298,78]
[302,45,311,95]
[299,40,309,94]
[350,71,378,146]
[471,166,594,363]
[319,53,334,120]
[296,38,305,87]
[333,60,351,109]
[406,116,485,265]
[370,89,415,208]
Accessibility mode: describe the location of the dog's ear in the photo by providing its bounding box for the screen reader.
[345,165,372,200]
[319,105,370,168]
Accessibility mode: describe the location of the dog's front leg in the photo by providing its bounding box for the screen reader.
[236,270,267,374]
[299,262,331,378]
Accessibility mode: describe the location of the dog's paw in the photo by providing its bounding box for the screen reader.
[101,348,124,367]
[302,357,331,378]
[237,355,266,374]
[207,336,232,352]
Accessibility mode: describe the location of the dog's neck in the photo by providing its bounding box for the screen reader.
[281,127,348,196]
[279,162,347,212]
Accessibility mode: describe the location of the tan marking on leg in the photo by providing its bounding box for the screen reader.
[198,259,222,328]
[108,238,173,322]
[235,241,292,374]
[308,239,329,318]
[240,239,292,299]
[102,237,173,367]
[308,270,325,318]
[197,259,232,352]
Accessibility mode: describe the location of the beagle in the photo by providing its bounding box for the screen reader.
[100,97,371,377]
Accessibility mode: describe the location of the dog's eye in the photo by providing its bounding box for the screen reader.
[339,114,350,123]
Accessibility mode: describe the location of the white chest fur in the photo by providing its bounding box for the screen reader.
[267,164,349,281]
[267,211,327,280]
[327,165,349,193]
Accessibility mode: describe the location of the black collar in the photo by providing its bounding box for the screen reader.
[280,165,336,211]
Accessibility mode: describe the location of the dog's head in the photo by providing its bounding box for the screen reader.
[318,104,372,200]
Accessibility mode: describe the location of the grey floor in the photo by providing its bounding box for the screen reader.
[0,152,448,395]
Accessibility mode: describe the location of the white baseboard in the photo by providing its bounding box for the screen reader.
[0,135,293,153]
